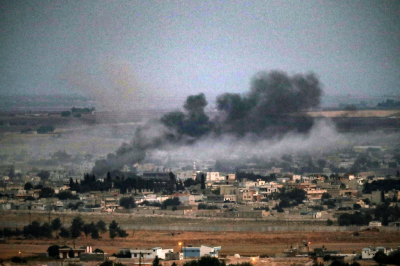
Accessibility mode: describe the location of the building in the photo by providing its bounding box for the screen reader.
[165,252,183,260]
[142,172,170,180]
[206,172,222,182]
[129,247,173,260]
[364,191,382,204]
[362,247,392,259]
[182,245,221,258]
[369,221,382,227]
[58,246,89,259]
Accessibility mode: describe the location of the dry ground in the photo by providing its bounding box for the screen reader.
[1,228,399,260]
[1,211,400,261]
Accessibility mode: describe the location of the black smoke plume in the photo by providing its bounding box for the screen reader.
[93,70,322,176]
[215,71,321,135]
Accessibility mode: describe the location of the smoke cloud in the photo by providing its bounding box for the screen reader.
[93,71,328,175]
[215,71,322,135]
[93,70,324,175]
[59,57,156,111]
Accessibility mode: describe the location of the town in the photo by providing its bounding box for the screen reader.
[1,142,400,266]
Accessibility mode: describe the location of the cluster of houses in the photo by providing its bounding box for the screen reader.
[1,167,400,224]
[53,243,400,264]
[1,143,399,225]
[53,244,220,262]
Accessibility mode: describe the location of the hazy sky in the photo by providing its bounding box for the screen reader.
[1,0,399,102]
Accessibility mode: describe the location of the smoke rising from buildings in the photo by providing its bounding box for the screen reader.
[93,70,325,176]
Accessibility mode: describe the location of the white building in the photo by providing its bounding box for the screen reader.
[206,172,222,182]
[362,247,393,259]
[369,221,382,227]
[129,247,173,259]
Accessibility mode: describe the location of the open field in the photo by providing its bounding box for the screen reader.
[1,211,400,263]
[1,229,399,264]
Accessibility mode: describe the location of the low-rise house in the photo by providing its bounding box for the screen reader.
[129,247,173,259]
[182,245,221,258]
[59,247,88,259]
[369,221,382,227]
[306,189,328,200]
[165,252,183,260]
[362,247,393,259]
[363,191,382,204]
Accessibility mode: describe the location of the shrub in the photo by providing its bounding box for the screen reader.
[11,256,27,263]
[47,245,60,258]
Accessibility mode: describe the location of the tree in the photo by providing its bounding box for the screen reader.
[37,125,55,134]
[109,220,119,240]
[3,227,13,238]
[119,196,136,209]
[363,198,371,205]
[353,203,361,210]
[182,256,224,266]
[40,222,53,238]
[70,216,84,239]
[201,174,206,190]
[68,249,75,258]
[168,172,176,194]
[161,197,181,209]
[47,245,60,258]
[61,111,71,117]
[279,199,291,208]
[39,187,55,198]
[23,221,41,238]
[321,192,331,200]
[184,178,197,188]
[57,190,79,200]
[24,182,33,190]
[37,170,51,180]
[326,219,333,226]
[82,223,93,238]
[59,227,70,238]
[96,220,107,234]
[11,257,27,264]
[51,218,62,236]
[152,256,162,266]
[118,228,129,240]
[91,228,100,239]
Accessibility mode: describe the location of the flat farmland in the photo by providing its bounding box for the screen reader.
[1,229,399,264]
[1,211,400,262]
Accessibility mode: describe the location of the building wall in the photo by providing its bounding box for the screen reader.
[206,172,221,181]
[183,248,200,258]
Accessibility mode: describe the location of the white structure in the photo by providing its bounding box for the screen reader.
[175,171,195,180]
[206,172,222,182]
[200,245,221,257]
[292,175,302,181]
[362,247,393,259]
[129,247,173,259]
[369,221,382,227]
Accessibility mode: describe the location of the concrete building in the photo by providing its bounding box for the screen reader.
[129,247,173,260]
[362,247,392,259]
[369,221,382,227]
[206,172,222,182]
[182,245,221,258]
[59,247,88,259]
[364,191,382,204]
